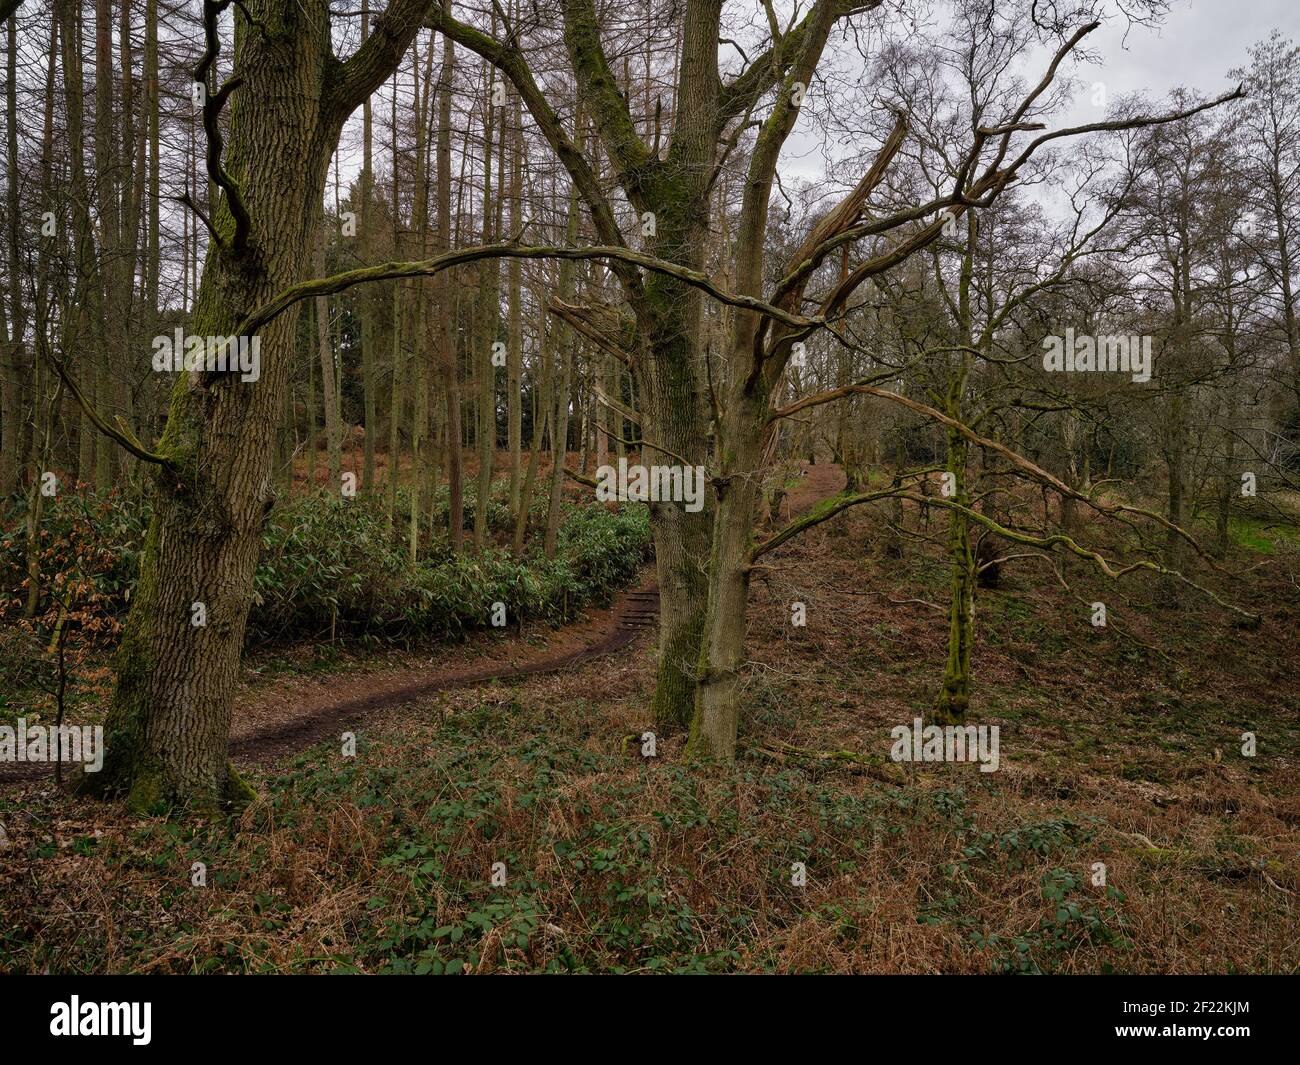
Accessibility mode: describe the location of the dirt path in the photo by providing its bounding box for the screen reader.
[228,584,661,766]
[1,461,843,783]
[229,459,843,766]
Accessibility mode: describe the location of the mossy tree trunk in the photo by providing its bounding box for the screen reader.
[934,425,974,725]
[431,0,873,737]
[433,0,722,733]
[933,209,977,726]
[686,393,768,758]
[77,0,426,813]
[685,0,848,760]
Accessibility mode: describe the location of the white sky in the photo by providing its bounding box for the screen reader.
[1060,0,1300,126]
[325,0,1299,221]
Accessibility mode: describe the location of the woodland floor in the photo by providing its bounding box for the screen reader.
[2,461,1298,973]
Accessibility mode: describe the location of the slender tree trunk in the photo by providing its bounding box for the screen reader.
[434,22,462,550]
[57,0,95,484]
[514,290,553,555]
[306,302,318,487]
[143,0,159,442]
[1,12,24,496]
[544,193,580,558]
[360,7,376,492]
[117,0,140,483]
[1215,426,1237,558]
[387,280,404,523]
[23,377,55,618]
[406,35,430,562]
[386,68,402,529]
[473,62,498,551]
[314,231,341,490]
[506,97,523,522]
[934,426,974,724]
[92,0,117,491]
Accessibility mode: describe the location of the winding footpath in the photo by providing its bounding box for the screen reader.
[1,461,844,784]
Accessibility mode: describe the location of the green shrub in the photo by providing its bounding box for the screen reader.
[2,484,652,652]
[249,493,650,642]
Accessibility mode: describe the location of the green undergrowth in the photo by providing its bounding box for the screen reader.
[1,483,652,687]
[251,493,650,642]
[0,704,1144,975]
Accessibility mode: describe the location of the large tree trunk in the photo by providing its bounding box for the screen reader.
[637,336,713,733]
[430,0,733,733]
[79,0,422,812]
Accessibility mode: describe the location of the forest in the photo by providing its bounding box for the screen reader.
[0,0,1298,979]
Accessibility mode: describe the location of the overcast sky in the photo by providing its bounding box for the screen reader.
[327,1,1300,207]
[769,0,1300,187]
[1060,0,1299,123]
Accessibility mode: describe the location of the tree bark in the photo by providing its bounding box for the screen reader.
[434,18,462,550]
[314,231,341,490]
[1,11,24,496]
[473,61,498,551]
[78,0,426,812]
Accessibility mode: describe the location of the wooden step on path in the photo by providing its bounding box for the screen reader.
[615,588,660,630]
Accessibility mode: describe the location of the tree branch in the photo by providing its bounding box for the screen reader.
[44,348,173,469]
[236,242,819,336]
[900,495,1259,623]
[424,3,636,289]
[547,298,633,365]
[194,0,251,251]
[333,0,430,120]
[560,0,653,205]
[776,383,1218,563]
[751,480,920,561]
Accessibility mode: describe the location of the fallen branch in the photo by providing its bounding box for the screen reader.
[744,739,908,785]
[898,493,1259,624]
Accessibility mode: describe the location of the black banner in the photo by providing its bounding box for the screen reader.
[0,974,1284,1051]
